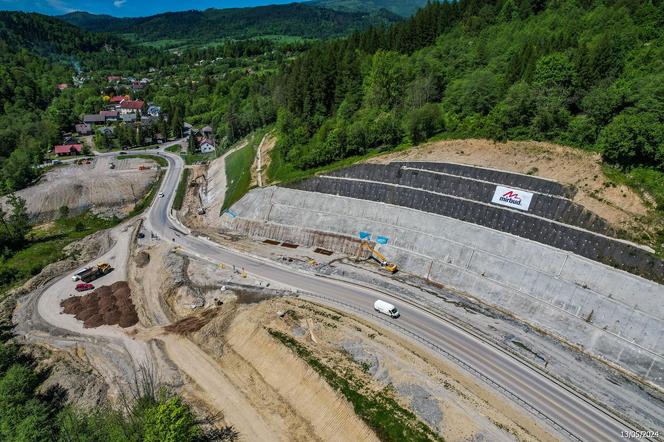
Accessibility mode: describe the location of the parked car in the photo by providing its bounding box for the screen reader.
[75,283,94,292]
[374,300,400,318]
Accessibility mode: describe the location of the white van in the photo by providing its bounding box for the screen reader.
[374,300,400,318]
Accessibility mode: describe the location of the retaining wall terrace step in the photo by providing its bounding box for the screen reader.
[325,164,611,235]
[286,175,664,285]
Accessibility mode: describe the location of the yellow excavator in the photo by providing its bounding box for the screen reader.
[356,240,398,273]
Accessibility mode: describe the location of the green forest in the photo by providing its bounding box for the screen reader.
[271,0,663,178]
[59,4,401,46]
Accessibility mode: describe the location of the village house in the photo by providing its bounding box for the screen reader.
[119,99,145,115]
[199,139,215,154]
[109,95,127,105]
[122,113,137,123]
[100,110,120,122]
[54,144,83,156]
[201,125,213,138]
[147,105,161,117]
[98,126,114,137]
[75,123,92,136]
[83,114,105,125]
[107,75,122,82]
[56,83,69,91]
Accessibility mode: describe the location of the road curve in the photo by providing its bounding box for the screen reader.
[142,145,651,442]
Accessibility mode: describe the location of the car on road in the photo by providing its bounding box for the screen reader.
[119,151,127,155]
[75,283,94,292]
[158,192,165,198]
[374,300,400,318]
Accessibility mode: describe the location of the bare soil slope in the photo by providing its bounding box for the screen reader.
[11,156,158,221]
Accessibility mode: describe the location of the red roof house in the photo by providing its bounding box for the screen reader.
[110,95,128,103]
[54,144,83,156]
[107,75,122,82]
[120,100,145,110]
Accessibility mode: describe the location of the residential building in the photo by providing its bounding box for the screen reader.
[100,110,120,122]
[147,105,161,117]
[122,113,137,123]
[83,114,105,125]
[98,126,114,137]
[75,123,92,136]
[201,125,213,137]
[199,139,215,153]
[54,144,83,156]
[119,100,145,115]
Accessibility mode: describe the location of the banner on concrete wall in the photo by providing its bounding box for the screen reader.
[376,236,389,245]
[491,186,533,211]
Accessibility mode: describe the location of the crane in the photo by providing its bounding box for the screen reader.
[356,240,398,273]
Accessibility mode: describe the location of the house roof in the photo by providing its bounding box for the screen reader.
[201,125,213,133]
[200,138,215,146]
[110,95,127,103]
[75,123,91,132]
[57,83,69,90]
[54,144,83,154]
[107,75,121,81]
[122,114,137,122]
[83,114,105,123]
[120,100,144,110]
[100,110,119,117]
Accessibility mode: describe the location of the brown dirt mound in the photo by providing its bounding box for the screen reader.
[61,281,138,328]
[164,308,220,335]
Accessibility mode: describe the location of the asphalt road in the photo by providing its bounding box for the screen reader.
[139,145,647,442]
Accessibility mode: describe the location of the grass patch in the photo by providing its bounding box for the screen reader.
[165,144,181,153]
[267,142,411,184]
[181,152,216,165]
[123,154,168,168]
[221,129,269,211]
[173,169,191,211]
[128,170,164,217]
[268,329,441,442]
[602,165,664,255]
[0,213,120,296]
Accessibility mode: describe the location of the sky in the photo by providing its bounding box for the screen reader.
[0,0,298,17]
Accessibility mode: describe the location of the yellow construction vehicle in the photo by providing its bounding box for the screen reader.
[356,240,398,273]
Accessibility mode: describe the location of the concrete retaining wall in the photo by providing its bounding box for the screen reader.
[287,176,664,284]
[222,186,664,388]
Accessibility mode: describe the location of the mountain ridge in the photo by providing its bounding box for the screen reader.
[57,4,402,43]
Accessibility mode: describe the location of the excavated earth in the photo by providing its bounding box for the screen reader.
[61,281,138,328]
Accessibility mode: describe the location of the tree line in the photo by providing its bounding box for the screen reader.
[267,0,663,173]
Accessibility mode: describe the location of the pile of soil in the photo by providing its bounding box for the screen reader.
[61,281,139,328]
[165,308,219,335]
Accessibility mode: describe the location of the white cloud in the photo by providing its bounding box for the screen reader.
[113,0,126,7]
[46,0,75,13]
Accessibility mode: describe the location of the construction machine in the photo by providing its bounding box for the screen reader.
[356,240,398,273]
[79,263,113,283]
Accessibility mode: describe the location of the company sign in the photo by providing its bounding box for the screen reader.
[491,186,533,211]
[359,231,372,240]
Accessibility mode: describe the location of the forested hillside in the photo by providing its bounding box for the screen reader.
[309,0,428,17]
[269,0,663,192]
[0,12,174,192]
[59,4,401,45]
